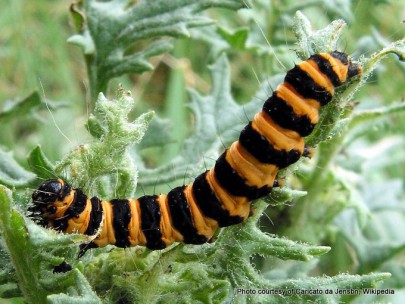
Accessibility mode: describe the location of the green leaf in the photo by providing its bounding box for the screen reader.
[55,89,154,197]
[69,0,245,103]
[217,26,249,49]
[349,102,405,129]
[25,219,89,249]
[84,116,104,140]
[256,272,391,304]
[0,92,42,122]
[188,25,233,60]
[47,270,100,304]
[219,200,331,262]
[0,186,47,303]
[1,186,103,303]
[218,27,249,49]
[293,11,347,58]
[336,179,405,274]
[136,115,173,149]
[0,149,35,187]
[27,146,56,180]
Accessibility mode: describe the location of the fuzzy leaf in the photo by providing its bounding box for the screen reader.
[336,179,405,274]
[47,270,100,304]
[0,186,48,303]
[25,218,89,249]
[27,145,56,180]
[69,0,245,101]
[0,149,36,187]
[1,186,104,303]
[189,25,234,60]
[349,102,405,129]
[216,200,331,262]
[293,11,347,58]
[55,89,154,198]
[253,272,391,304]
[136,115,173,149]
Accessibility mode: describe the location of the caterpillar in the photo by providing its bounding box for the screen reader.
[30,51,362,255]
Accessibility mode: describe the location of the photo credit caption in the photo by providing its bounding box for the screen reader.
[235,288,395,296]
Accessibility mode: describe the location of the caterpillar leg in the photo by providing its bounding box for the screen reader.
[53,261,72,273]
[303,146,316,158]
[78,242,99,258]
[273,177,285,188]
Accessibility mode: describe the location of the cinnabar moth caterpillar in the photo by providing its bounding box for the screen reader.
[30,51,362,255]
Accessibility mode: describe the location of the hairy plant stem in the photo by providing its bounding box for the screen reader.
[85,55,107,109]
[285,134,345,243]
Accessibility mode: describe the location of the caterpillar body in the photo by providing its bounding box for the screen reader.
[30,51,362,254]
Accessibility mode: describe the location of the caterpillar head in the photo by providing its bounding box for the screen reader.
[330,51,362,81]
[30,178,71,225]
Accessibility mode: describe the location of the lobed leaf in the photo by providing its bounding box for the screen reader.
[55,89,154,197]
[69,0,245,102]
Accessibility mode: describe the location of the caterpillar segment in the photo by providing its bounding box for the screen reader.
[30,51,362,253]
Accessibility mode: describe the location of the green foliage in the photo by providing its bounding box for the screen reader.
[56,90,154,198]
[1,0,405,303]
[0,150,36,187]
[68,0,245,104]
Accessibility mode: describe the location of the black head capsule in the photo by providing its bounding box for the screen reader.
[347,59,362,79]
[30,179,70,221]
[32,179,63,203]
